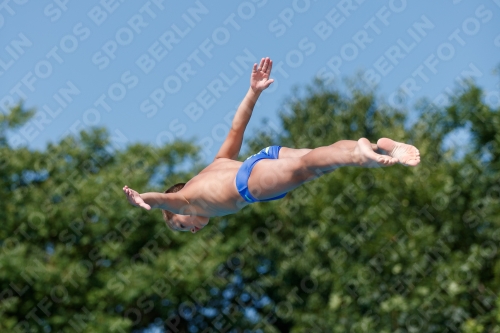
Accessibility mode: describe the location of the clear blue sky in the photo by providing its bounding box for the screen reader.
[1,0,499,160]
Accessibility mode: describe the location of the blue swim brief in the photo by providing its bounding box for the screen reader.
[235,145,287,203]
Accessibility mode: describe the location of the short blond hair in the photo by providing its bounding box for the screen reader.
[162,183,186,230]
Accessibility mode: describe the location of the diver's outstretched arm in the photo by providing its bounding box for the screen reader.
[214,57,274,160]
[122,185,187,213]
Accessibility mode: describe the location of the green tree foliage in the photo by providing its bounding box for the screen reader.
[1,78,499,332]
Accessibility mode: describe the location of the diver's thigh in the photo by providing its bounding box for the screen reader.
[247,158,309,200]
[278,147,312,159]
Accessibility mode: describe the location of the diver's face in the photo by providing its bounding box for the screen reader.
[173,216,205,233]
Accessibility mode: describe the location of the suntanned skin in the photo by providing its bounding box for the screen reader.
[123,57,421,233]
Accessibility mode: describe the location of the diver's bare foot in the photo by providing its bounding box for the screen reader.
[123,185,151,210]
[376,138,420,166]
[353,138,398,167]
